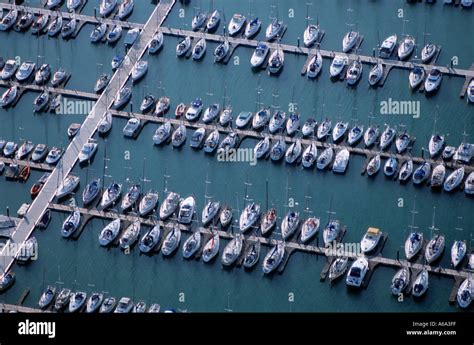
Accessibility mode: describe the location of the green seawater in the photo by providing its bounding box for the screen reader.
[0,0,473,312]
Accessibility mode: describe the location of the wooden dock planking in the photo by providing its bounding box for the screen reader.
[0,80,98,101]
[0,156,54,172]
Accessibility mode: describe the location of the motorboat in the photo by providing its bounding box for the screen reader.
[90,23,107,43]
[203,130,219,153]
[98,112,113,135]
[61,209,81,238]
[397,35,415,60]
[303,24,321,47]
[379,34,397,58]
[100,0,117,17]
[430,164,446,189]
[67,0,83,11]
[244,17,261,38]
[243,241,261,268]
[47,16,63,37]
[86,293,104,313]
[228,14,246,36]
[323,220,341,247]
[265,18,284,41]
[46,147,62,164]
[0,86,17,108]
[260,208,277,236]
[138,191,159,217]
[286,113,300,135]
[302,118,317,137]
[219,206,233,228]
[113,85,132,109]
[467,79,474,104]
[31,144,48,162]
[285,140,302,164]
[175,102,186,118]
[391,267,411,295]
[268,111,286,134]
[61,17,77,39]
[281,211,300,240]
[346,258,369,288]
[82,178,101,206]
[171,125,186,148]
[317,119,332,140]
[328,257,349,282]
[250,43,269,68]
[379,125,396,150]
[117,0,134,20]
[1,60,18,80]
[123,118,140,137]
[94,73,110,93]
[332,122,348,142]
[412,269,429,297]
[270,139,286,162]
[461,0,473,7]
[222,234,243,266]
[15,141,34,160]
[424,68,442,93]
[346,60,362,85]
[148,31,163,53]
[49,94,62,112]
[405,232,423,260]
[15,236,37,263]
[155,96,170,116]
[262,241,285,274]
[368,63,383,86]
[366,155,381,176]
[192,38,206,60]
[332,149,350,173]
[453,143,473,164]
[78,139,98,164]
[364,126,379,147]
[176,36,192,57]
[0,9,18,31]
[35,64,51,85]
[69,291,87,313]
[15,62,36,82]
[360,227,382,253]
[99,219,121,246]
[54,288,72,311]
[425,233,445,264]
[451,241,467,268]
[429,134,445,158]
[347,125,364,146]
[111,54,123,70]
[177,196,195,224]
[421,43,436,63]
[239,202,261,232]
[395,132,411,153]
[342,30,359,52]
[268,48,284,75]
[214,40,229,63]
[465,172,474,195]
[329,55,346,78]
[33,91,50,112]
[219,106,233,126]
[100,182,122,209]
[56,174,80,199]
[409,66,425,89]
[161,224,181,256]
[182,231,201,259]
[412,162,431,185]
[148,304,161,313]
[206,10,220,32]
[3,141,18,158]
[131,60,148,83]
[301,143,317,168]
[457,276,473,309]
[38,286,56,309]
[153,122,172,145]
[119,221,141,250]
[444,167,465,192]
[202,234,220,263]
[51,68,67,87]
[114,297,133,313]
[202,200,221,226]
[191,11,207,31]
[120,184,140,212]
[252,107,271,129]
[185,98,203,121]
[202,103,221,123]
[300,217,320,243]
[217,132,240,153]
[160,192,181,220]
[316,147,334,170]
